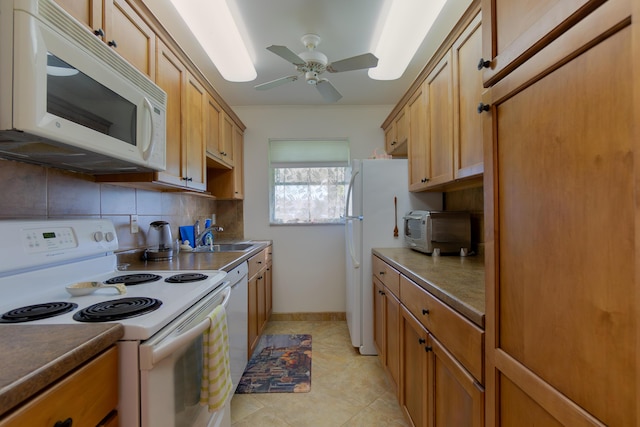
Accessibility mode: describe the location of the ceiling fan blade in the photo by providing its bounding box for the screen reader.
[254,75,298,90]
[327,53,379,73]
[316,79,342,103]
[266,45,306,66]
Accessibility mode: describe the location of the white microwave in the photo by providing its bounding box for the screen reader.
[0,0,166,174]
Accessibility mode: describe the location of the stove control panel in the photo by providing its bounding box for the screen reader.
[24,227,77,253]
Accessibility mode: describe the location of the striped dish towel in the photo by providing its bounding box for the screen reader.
[200,304,233,412]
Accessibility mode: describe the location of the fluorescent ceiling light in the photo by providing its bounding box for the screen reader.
[369,0,447,80]
[169,0,256,82]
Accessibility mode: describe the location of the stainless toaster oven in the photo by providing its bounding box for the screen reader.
[403,210,471,255]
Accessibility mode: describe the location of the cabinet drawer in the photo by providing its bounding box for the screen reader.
[0,347,118,427]
[372,256,400,297]
[400,275,484,382]
[248,249,267,278]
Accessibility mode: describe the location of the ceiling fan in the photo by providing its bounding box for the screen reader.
[254,34,379,103]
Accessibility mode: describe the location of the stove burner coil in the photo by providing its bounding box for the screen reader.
[0,302,78,323]
[165,273,209,283]
[104,274,162,286]
[72,297,162,322]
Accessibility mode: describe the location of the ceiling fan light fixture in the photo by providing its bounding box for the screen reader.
[169,0,256,82]
[369,0,447,80]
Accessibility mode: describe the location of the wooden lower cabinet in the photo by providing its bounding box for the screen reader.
[400,306,429,427]
[375,255,484,427]
[0,347,118,427]
[373,277,401,395]
[247,246,273,357]
[431,336,484,427]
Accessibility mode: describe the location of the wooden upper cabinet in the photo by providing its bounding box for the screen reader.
[424,52,454,188]
[55,0,156,78]
[184,73,207,191]
[480,0,603,86]
[220,113,235,167]
[205,96,223,162]
[105,0,156,79]
[384,107,409,157]
[155,39,186,188]
[452,11,483,180]
[53,0,103,30]
[408,84,429,191]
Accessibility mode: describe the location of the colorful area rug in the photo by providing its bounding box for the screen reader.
[236,334,311,394]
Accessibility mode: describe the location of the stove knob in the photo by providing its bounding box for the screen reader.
[93,231,104,242]
[105,231,115,242]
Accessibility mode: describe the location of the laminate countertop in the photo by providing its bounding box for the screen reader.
[116,240,271,272]
[0,324,124,416]
[372,248,485,328]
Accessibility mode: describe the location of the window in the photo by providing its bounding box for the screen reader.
[269,139,350,225]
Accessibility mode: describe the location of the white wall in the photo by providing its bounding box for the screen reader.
[234,105,393,314]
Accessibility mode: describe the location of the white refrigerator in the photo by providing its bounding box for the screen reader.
[344,159,441,355]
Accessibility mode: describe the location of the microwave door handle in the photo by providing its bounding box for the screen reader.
[141,97,155,160]
[145,286,231,367]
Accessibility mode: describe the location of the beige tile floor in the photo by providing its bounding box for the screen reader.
[230,320,409,427]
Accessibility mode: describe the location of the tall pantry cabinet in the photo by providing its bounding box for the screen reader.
[481,0,637,425]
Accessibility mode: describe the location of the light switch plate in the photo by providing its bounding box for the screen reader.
[130,215,139,233]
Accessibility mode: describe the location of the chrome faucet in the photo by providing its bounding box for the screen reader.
[194,224,224,249]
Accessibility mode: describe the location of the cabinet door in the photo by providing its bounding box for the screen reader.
[425,52,454,187]
[408,84,429,191]
[205,95,223,159]
[385,288,400,396]
[373,277,386,358]
[256,272,267,335]
[155,40,186,188]
[452,11,483,180]
[54,0,103,31]
[220,113,235,167]
[480,0,600,86]
[430,336,484,427]
[265,260,272,319]
[247,274,258,358]
[400,306,429,427]
[184,73,206,191]
[105,0,156,78]
[484,2,634,425]
[384,123,396,155]
[232,126,244,198]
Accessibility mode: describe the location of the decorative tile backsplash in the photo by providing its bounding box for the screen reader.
[0,159,243,251]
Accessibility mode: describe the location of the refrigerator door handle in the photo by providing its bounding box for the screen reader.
[347,219,360,269]
[344,169,360,218]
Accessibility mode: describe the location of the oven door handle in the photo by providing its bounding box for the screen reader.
[141,286,231,369]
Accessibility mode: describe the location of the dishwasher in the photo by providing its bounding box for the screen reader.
[225,261,249,390]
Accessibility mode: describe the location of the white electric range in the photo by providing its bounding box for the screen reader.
[0,219,232,427]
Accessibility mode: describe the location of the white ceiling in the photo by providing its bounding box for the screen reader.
[143,0,472,107]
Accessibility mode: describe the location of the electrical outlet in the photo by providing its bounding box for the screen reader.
[130,215,139,233]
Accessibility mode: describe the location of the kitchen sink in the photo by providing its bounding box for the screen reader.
[192,243,255,253]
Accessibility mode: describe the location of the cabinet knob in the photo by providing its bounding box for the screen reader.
[422,308,429,315]
[93,28,104,37]
[477,58,491,70]
[391,141,397,146]
[425,345,433,352]
[420,177,429,183]
[379,271,385,275]
[418,338,426,344]
[54,418,73,427]
[477,103,490,114]
[108,40,118,48]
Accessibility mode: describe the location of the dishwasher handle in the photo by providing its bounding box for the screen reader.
[140,285,231,369]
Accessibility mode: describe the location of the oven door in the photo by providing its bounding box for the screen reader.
[138,284,231,427]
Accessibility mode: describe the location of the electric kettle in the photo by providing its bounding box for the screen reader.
[145,220,174,261]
